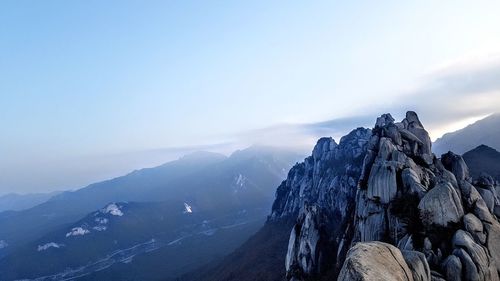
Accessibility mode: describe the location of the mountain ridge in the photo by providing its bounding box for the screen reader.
[0,147,301,255]
[0,191,62,212]
[433,113,500,155]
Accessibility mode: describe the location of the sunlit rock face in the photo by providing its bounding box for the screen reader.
[276,111,500,281]
[338,242,414,281]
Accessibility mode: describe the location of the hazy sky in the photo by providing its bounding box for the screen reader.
[1,1,500,194]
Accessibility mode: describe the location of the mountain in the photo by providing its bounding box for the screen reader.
[463,144,500,181]
[0,146,301,277]
[0,201,269,281]
[0,151,227,251]
[433,113,500,155]
[0,191,61,212]
[191,127,372,281]
[192,111,500,281]
[183,218,295,281]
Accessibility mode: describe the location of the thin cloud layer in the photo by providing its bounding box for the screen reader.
[237,54,500,150]
[402,54,500,136]
[4,55,500,194]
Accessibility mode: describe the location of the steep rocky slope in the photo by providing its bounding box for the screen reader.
[271,128,371,279]
[282,112,500,280]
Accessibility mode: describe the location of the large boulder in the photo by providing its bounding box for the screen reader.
[441,151,470,181]
[476,187,495,212]
[442,255,462,281]
[402,168,427,198]
[418,182,464,227]
[338,242,413,281]
[402,250,431,281]
[453,248,481,281]
[484,222,500,276]
[463,213,486,244]
[452,230,498,281]
[459,180,495,223]
[405,111,432,157]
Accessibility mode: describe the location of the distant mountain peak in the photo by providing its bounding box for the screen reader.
[471,144,498,153]
[433,113,500,154]
[179,151,227,161]
[463,143,500,181]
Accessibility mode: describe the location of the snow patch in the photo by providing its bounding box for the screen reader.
[38,242,64,251]
[66,227,90,237]
[95,217,109,224]
[101,203,123,216]
[0,240,7,249]
[235,174,245,187]
[183,202,193,213]
[233,174,248,193]
[93,225,107,231]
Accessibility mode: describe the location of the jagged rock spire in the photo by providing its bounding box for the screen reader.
[279,111,500,281]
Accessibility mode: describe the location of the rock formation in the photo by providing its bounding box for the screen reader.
[338,241,414,281]
[271,128,371,279]
[277,111,500,281]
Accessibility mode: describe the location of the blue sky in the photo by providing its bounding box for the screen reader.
[1,1,500,194]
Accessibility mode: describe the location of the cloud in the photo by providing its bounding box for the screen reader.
[235,54,500,149]
[0,142,240,195]
[397,54,500,138]
[4,55,500,194]
[230,115,376,154]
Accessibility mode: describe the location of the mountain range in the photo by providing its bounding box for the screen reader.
[0,146,301,280]
[2,111,500,281]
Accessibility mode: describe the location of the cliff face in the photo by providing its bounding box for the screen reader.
[278,111,500,281]
[269,128,371,280]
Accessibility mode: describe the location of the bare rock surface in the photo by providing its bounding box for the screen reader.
[275,111,500,281]
[338,242,413,281]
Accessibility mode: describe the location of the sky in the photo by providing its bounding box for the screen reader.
[1,0,500,194]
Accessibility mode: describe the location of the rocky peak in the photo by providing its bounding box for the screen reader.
[441,151,470,181]
[278,111,500,281]
[270,128,371,221]
[268,127,370,280]
[312,137,337,160]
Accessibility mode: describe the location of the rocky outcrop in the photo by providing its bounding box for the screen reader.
[285,204,331,278]
[276,111,500,281]
[271,129,371,220]
[353,112,438,245]
[418,182,464,227]
[474,173,500,217]
[338,242,414,281]
[402,250,431,281]
[272,128,371,280]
